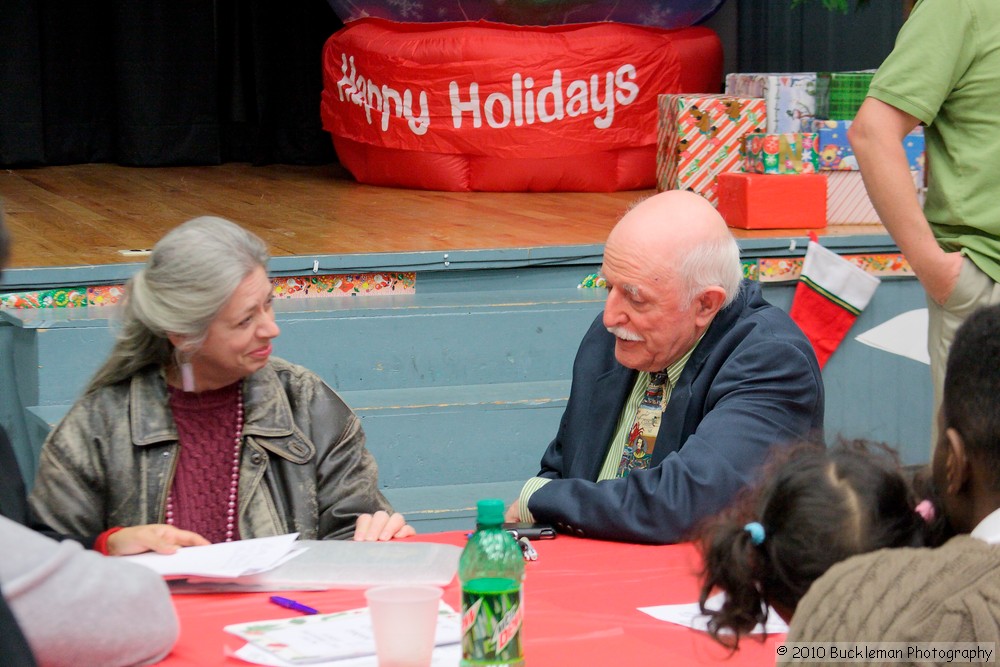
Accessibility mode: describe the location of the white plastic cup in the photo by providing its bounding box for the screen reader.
[364,584,443,667]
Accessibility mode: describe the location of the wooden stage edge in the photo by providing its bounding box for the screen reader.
[0,162,887,272]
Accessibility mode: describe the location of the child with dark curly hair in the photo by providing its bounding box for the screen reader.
[697,438,943,649]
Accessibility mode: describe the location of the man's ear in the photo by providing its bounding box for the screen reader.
[943,426,970,496]
[693,286,727,327]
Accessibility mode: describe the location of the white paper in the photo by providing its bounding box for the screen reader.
[855,308,930,365]
[227,602,461,666]
[638,592,789,635]
[171,540,462,592]
[123,533,302,578]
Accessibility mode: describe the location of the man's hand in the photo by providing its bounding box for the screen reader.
[353,510,416,541]
[504,502,521,523]
[922,251,964,306]
[106,524,211,556]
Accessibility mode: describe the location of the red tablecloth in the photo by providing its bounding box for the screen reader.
[157,531,783,666]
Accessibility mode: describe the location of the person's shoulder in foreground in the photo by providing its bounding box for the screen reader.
[515,190,823,544]
[789,535,1000,647]
[788,303,1000,660]
[0,515,178,667]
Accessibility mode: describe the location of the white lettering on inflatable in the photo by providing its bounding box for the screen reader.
[337,53,641,135]
[589,72,615,129]
[449,67,638,131]
[337,52,429,136]
[536,70,564,123]
[615,64,639,105]
[352,74,366,106]
[565,80,589,117]
[512,74,524,126]
[523,77,535,125]
[398,89,430,135]
[450,81,482,129]
[378,87,429,135]
[336,54,358,102]
[364,80,382,125]
[484,92,512,128]
[380,87,402,130]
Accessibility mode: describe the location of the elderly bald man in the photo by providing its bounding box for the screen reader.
[506,190,824,544]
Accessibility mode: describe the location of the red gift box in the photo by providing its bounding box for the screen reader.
[717,173,827,230]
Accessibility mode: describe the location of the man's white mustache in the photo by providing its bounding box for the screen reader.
[607,326,643,342]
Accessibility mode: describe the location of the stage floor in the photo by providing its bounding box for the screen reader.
[0,162,885,270]
[0,163,643,269]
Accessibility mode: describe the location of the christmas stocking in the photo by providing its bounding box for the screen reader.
[789,239,880,368]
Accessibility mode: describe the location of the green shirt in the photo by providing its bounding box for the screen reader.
[867,0,1000,282]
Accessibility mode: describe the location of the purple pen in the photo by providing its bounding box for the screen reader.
[269,595,319,615]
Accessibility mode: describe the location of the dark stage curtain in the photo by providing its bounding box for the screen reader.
[0,1,342,166]
[736,0,905,74]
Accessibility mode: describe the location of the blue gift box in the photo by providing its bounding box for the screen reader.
[902,130,926,178]
[812,119,924,176]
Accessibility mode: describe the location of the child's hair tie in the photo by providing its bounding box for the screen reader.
[915,499,936,523]
[743,521,766,546]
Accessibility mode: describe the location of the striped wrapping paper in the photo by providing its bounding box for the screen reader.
[656,94,766,206]
[824,171,878,224]
[825,170,923,224]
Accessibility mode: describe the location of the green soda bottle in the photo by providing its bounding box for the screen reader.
[459,499,525,666]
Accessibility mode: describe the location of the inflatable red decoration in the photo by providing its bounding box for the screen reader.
[321,18,722,191]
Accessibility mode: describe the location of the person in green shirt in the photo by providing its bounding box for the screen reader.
[849,0,1000,455]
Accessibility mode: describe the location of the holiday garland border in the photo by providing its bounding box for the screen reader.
[0,272,417,310]
[0,253,913,310]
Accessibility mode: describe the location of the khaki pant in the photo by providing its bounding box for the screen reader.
[927,257,1000,456]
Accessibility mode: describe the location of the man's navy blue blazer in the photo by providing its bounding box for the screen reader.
[528,279,824,544]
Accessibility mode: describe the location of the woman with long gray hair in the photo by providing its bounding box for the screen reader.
[29,216,412,542]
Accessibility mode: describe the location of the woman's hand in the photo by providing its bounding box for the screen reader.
[353,511,416,541]
[106,524,211,556]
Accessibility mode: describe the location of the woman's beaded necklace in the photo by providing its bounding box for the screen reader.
[165,383,244,542]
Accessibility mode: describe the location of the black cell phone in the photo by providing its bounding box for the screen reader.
[502,522,557,539]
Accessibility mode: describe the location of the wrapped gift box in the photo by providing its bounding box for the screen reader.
[813,120,925,174]
[824,171,878,224]
[656,94,766,206]
[814,120,858,170]
[724,72,816,133]
[825,170,925,224]
[717,172,827,229]
[815,71,875,120]
[902,130,926,177]
[743,132,819,174]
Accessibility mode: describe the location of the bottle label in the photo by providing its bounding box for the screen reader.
[461,583,524,666]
